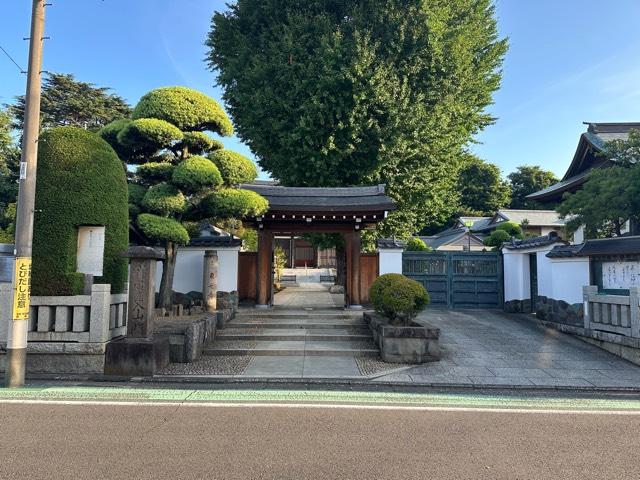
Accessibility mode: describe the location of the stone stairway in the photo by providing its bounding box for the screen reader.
[204,308,379,357]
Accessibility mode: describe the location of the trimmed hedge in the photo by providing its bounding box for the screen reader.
[200,188,268,219]
[406,237,430,252]
[209,149,258,186]
[136,162,175,184]
[142,183,186,215]
[137,213,189,244]
[132,86,233,136]
[32,127,129,295]
[172,155,222,192]
[117,118,183,155]
[369,273,429,325]
[181,131,223,154]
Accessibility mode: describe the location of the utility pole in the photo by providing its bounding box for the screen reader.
[5,0,47,388]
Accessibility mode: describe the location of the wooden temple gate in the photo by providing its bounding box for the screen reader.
[238,184,395,308]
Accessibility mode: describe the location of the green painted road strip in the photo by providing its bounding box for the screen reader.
[1,387,640,412]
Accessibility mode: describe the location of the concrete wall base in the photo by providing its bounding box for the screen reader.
[104,336,170,376]
[364,312,440,364]
[537,319,640,366]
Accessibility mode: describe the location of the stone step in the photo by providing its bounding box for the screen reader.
[216,330,372,342]
[226,321,368,330]
[204,339,378,357]
[234,311,364,321]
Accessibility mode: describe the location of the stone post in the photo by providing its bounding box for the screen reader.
[583,285,598,330]
[88,284,111,343]
[203,250,218,312]
[124,246,164,338]
[630,286,640,338]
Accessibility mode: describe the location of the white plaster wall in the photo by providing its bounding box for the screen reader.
[502,251,530,301]
[156,246,240,294]
[379,249,403,275]
[536,250,554,298]
[573,225,585,244]
[549,258,590,304]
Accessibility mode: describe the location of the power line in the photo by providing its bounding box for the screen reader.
[0,44,26,74]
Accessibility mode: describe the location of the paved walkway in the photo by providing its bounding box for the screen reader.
[273,283,343,308]
[373,309,640,388]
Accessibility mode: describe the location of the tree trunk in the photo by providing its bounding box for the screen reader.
[158,242,178,310]
[335,243,346,287]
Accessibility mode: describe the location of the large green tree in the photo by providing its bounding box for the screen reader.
[456,155,510,216]
[0,108,19,240]
[9,73,131,132]
[507,165,558,209]
[207,0,507,239]
[557,130,640,238]
[100,87,268,308]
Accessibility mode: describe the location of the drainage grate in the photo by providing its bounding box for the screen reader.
[320,275,335,282]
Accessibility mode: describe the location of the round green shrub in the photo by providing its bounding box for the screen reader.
[32,127,129,295]
[369,273,429,324]
[406,237,431,252]
[98,119,131,159]
[132,86,233,136]
[483,229,511,247]
[172,155,223,192]
[137,213,189,244]
[495,221,523,237]
[209,149,258,186]
[136,162,175,184]
[180,132,223,154]
[142,184,186,215]
[200,188,268,219]
[116,118,184,157]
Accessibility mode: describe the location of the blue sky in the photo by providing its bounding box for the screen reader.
[1,0,639,180]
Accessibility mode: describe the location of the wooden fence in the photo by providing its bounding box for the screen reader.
[583,285,640,338]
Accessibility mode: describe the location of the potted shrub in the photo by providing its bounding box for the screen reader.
[365,273,440,363]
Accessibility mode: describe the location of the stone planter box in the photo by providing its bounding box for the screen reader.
[364,312,440,364]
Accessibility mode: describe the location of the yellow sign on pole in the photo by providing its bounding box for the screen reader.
[12,257,32,321]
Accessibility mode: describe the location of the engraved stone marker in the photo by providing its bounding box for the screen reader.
[124,246,164,338]
[203,250,218,312]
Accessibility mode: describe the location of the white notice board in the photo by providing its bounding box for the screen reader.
[602,260,640,290]
[76,226,105,276]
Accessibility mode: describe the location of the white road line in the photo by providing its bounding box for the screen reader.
[1,399,640,415]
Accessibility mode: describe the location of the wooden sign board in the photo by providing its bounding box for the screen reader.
[77,226,105,276]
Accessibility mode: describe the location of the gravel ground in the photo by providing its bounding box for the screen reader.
[212,339,258,349]
[349,340,378,350]
[158,355,253,375]
[355,356,411,376]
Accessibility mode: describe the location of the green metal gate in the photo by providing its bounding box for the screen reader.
[402,251,503,308]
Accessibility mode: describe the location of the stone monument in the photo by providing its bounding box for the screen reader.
[104,246,170,376]
[203,250,218,312]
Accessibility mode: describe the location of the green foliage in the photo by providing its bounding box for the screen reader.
[273,246,287,285]
[209,149,258,186]
[117,118,184,157]
[240,228,258,252]
[207,0,507,239]
[508,165,558,209]
[180,132,223,155]
[97,119,132,160]
[301,233,345,250]
[200,188,269,219]
[457,155,511,216]
[0,108,20,222]
[171,155,222,192]
[132,86,233,136]
[0,203,16,242]
[483,229,511,248]
[406,237,431,252]
[137,213,189,244]
[369,273,429,325]
[136,162,175,184]
[494,221,523,237]
[31,127,129,295]
[558,165,640,238]
[9,73,131,132]
[142,184,187,215]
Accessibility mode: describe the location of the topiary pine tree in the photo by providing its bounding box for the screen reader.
[99,86,267,309]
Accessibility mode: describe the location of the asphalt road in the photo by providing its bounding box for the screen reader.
[1,399,639,479]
